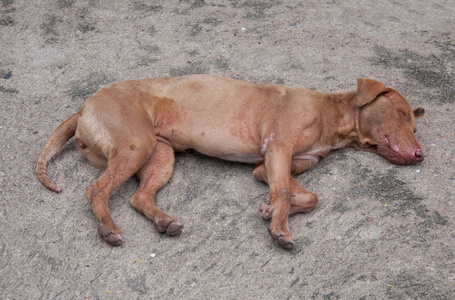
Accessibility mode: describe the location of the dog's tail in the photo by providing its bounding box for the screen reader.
[36,112,80,193]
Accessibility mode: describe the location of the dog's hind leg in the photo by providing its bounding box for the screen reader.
[85,141,153,246]
[253,160,318,219]
[258,178,318,219]
[129,141,183,237]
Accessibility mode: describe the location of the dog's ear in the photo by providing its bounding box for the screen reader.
[413,107,425,118]
[355,78,392,107]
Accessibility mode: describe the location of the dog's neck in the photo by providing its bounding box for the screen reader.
[320,91,359,150]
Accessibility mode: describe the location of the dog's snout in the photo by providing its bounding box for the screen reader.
[414,149,424,162]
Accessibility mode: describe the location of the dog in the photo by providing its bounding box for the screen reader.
[36,74,425,249]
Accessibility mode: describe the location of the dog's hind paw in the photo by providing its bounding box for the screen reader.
[153,217,183,237]
[259,198,273,220]
[98,223,124,246]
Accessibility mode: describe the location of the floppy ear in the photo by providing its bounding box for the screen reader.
[413,107,425,118]
[355,78,392,107]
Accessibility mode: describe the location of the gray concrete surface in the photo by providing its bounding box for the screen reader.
[1,0,454,298]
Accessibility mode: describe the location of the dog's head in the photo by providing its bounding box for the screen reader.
[354,78,425,165]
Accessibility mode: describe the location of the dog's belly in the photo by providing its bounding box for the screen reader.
[170,131,264,164]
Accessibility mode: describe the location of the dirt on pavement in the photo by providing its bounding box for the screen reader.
[1,0,454,299]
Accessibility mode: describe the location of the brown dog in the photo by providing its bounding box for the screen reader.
[36,74,425,249]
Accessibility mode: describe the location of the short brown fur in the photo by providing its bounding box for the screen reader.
[36,75,425,249]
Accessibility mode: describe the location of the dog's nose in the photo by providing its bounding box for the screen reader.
[414,149,424,162]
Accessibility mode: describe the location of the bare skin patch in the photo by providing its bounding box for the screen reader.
[260,132,275,156]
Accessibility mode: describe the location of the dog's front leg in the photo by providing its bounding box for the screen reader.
[263,144,294,249]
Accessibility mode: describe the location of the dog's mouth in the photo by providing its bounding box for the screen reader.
[356,134,412,165]
[377,134,422,165]
[380,147,407,164]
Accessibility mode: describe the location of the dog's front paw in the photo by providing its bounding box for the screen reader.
[153,217,183,237]
[268,225,295,250]
[98,222,124,246]
[259,198,273,220]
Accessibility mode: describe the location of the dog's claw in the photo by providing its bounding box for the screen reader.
[98,223,123,246]
[153,217,183,236]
